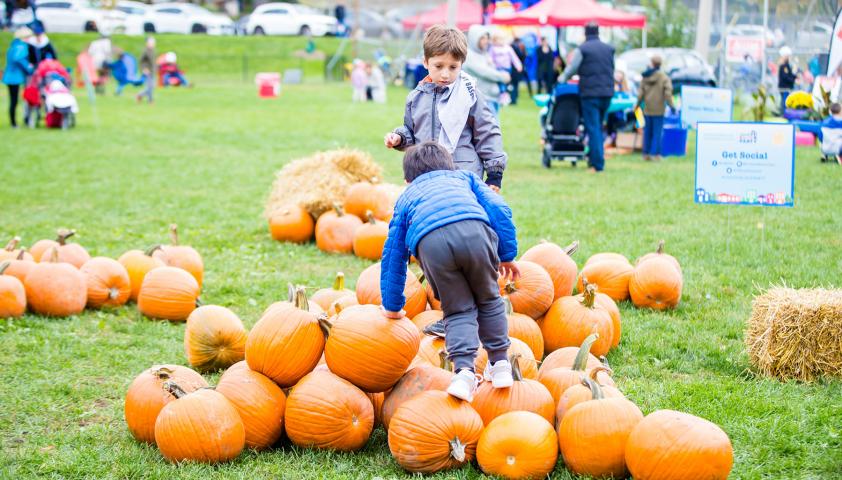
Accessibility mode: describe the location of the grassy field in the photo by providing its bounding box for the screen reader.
[2,36,842,479]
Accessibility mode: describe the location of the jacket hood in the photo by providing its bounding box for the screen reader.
[642,67,664,84]
[467,25,491,53]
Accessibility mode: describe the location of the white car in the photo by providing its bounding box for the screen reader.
[147,2,234,35]
[34,0,126,33]
[246,2,337,36]
[114,0,151,35]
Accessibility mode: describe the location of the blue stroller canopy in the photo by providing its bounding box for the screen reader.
[111,54,146,87]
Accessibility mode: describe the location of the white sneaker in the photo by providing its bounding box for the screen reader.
[484,360,514,388]
[447,369,480,401]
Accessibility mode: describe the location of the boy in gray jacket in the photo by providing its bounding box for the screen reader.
[384,24,507,192]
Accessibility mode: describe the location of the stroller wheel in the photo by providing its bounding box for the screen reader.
[541,150,551,169]
[571,161,577,167]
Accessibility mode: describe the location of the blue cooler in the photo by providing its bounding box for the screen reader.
[661,112,686,156]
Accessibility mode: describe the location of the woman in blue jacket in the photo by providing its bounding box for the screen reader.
[3,27,35,128]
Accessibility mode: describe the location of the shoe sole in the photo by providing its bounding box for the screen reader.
[492,380,513,388]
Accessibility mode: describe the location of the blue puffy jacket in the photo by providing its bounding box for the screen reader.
[3,39,34,86]
[380,170,518,312]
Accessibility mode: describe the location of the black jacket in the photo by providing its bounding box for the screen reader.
[577,34,615,98]
[778,61,796,89]
[28,42,57,65]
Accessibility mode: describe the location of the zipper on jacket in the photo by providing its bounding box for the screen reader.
[431,87,438,137]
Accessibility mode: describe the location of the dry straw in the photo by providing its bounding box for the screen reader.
[745,286,842,382]
[264,148,383,219]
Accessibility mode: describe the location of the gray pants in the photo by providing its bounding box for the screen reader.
[417,220,510,371]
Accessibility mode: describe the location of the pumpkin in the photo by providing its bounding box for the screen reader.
[557,367,624,421]
[629,256,683,310]
[0,236,33,262]
[118,246,166,302]
[152,224,204,289]
[216,365,286,450]
[154,382,245,463]
[353,211,388,260]
[625,410,733,480]
[538,284,614,356]
[137,266,200,321]
[538,344,602,381]
[268,204,314,243]
[475,337,539,380]
[594,287,622,349]
[472,354,555,426]
[315,204,363,254]
[29,237,58,262]
[23,250,87,317]
[368,392,386,428]
[284,370,374,451]
[184,305,247,372]
[388,390,484,473]
[0,261,26,318]
[325,304,420,392]
[355,262,427,319]
[345,181,393,220]
[584,252,630,267]
[637,240,682,275]
[41,229,90,268]
[476,411,559,480]
[577,259,634,302]
[558,378,643,479]
[245,286,327,387]
[382,351,452,429]
[124,365,208,444]
[411,309,443,332]
[521,240,579,300]
[80,257,131,308]
[539,334,614,405]
[415,335,447,367]
[504,296,544,360]
[328,294,359,316]
[311,271,355,311]
[2,250,35,283]
[498,261,554,319]
[418,273,442,311]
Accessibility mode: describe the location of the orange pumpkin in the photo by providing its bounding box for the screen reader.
[521,240,579,300]
[29,237,58,262]
[538,284,614,356]
[355,262,427,319]
[629,256,683,310]
[216,364,286,450]
[625,410,733,480]
[315,204,363,254]
[268,204,315,243]
[636,240,682,275]
[41,229,90,268]
[475,337,539,380]
[0,261,26,318]
[0,237,33,262]
[344,181,393,221]
[382,351,452,429]
[284,370,374,451]
[419,273,441,310]
[594,288,622,349]
[368,391,386,428]
[153,224,204,289]
[415,335,447,367]
[23,250,87,317]
[245,286,327,387]
[184,305,247,372]
[476,411,558,480]
[124,365,208,444]
[557,367,624,420]
[388,390,484,473]
[80,257,131,308]
[118,247,166,302]
[577,258,634,302]
[137,266,200,321]
[498,260,554,319]
[472,354,555,426]
[311,272,355,311]
[328,294,359,316]
[154,383,245,463]
[2,250,35,283]
[325,304,420,392]
[539,334,614,404]
[504,296,544,360]
[538,344,602,381]
[584,252,630,267]
[352,211,388,260]
[558,378,644,479]
[411,309,443,332]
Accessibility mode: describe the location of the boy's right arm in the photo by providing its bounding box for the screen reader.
[379,209,411,313]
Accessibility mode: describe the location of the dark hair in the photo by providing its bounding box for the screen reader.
[585,21,599,36]
[831,103,842,115]
[403,142,455,182]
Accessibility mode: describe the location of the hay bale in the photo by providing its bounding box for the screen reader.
[745,287,842,382]
[264,148,383,219]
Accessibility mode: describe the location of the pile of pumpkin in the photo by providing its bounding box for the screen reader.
[268,181,402,260]
[120,238,730,479]
[0,226,204,321]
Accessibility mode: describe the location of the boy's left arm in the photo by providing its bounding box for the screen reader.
[379,209,411,314]
[471,93,507,189]
[469,174,518,262]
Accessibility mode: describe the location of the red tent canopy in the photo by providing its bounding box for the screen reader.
[492,0,646,29]
[402,0,484,31]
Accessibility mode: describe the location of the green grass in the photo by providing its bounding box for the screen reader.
[2,43,842,479]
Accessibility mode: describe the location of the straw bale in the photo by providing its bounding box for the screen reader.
[264,148,383,219]
[745,287,842,382]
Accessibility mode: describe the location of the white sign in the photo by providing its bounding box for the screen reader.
[725,35,764,63]
[680,86,733,129]
[694,122,795,207]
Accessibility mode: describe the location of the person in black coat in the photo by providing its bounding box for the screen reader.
[536,37,555,94]
[777,46,797,114]
[510,37,532,103]
[26,21,57,66]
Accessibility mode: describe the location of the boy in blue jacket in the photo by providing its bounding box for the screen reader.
[380,142,520,401]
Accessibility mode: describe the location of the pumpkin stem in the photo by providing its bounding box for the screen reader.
[332,203,344,216]
[0,261,10,275]
[291,285,310,312]
[168,224,179,246]
[108,287,120,300]
[583,377,604,400]
[509,353,524,382]
[195,298,203,308]
[588,365,614,382]
[16,249,26,261]
[502,296,514,316]
[56,229,75,245]
[563,240,580,256]
[154,367,175,380]
[3,236,20,252]
[581,283,597,308]
[503,281,517,295]
[162,380,188,399]
[656,240,666,255]
[144,244,163,257]
[49,247,59,264]
[318,314,332,338]
[365,210,377,224]
[333,272,345,291]
[437,350,453,372]
[572,333,599,371]
[418,273,426,284]
[449,437,467,462]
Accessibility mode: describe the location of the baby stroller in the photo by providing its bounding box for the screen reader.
[820,126,842,165]
[539,83,587,168]
[23,59,77,129]
[110,53,146,95]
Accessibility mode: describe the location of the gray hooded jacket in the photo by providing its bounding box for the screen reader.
[463,25,510,100]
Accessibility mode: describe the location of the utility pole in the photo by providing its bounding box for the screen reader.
[695,0,714,59]
[719,0,727,88]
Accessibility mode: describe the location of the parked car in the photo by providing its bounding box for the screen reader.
[796,21,833,51]
[618,48,717,94]
[146,2,234,35]
[245,2,336,36]
[34,0,126,33]
[114,0,150,35]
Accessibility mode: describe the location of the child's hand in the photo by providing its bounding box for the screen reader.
[380,305,405,319]
[499,261,521,281]
[489,185,500,194]
[384,132,402,148]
